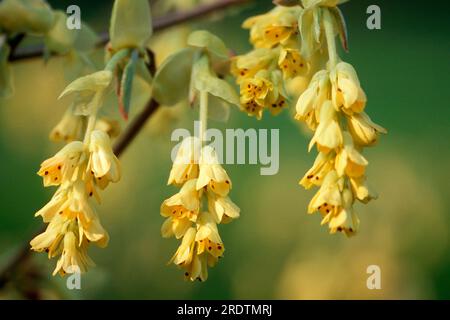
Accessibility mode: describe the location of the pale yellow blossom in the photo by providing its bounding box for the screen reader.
[331,62,367,115]
[207,190,240,224]
[161,179,200,239]
[196,146,231,197]
[347,112,387,146]
[308,100,343,153]
[335,131,368,178]
[38,141,85,186]
[88,130,121,189]
[168,136,201,186]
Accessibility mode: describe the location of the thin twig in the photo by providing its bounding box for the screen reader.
[0,0,253,291]
[9,0,252,62]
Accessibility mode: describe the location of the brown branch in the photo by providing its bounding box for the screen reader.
[0,0,254,291]
[9,0,252,62]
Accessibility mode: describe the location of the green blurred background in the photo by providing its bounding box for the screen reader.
[1,0,450,299]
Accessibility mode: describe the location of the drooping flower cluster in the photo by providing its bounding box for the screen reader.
[293,0,387,235]
[231,0,387,235]
[30,71,121,275]
[231,5,310,119]
[161,137,240,281]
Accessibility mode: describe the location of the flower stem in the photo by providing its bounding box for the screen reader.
[323,8,339,68]
[199,90,209,145]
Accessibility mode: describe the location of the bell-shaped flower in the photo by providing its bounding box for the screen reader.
[349,175,378,204]
[308,100,343,153]
[308,170,344,214]
[243,6,301,49]
[335,131,368,178]
[49,105,85,142]
[161,179,201,239]
[53,231,95,276]
[88,130,121,190]
[320,188,359,236]
[195,212,224,259]
[278,48,309,79]
[295,70,330,130]
[196,146,231,197]
[207,190,240,224]
[331,62,367,115]
[231,48,277,84]
[38,141,85,186]
[168,136,201,186]
[347,112,387,146]
[170,227,197,267]
[299,151,335,189]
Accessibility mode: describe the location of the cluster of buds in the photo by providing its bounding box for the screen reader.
[161,137,240,281]
[231,5,309,119]
[30,71,121,275]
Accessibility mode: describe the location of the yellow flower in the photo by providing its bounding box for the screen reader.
[240,70,288,119]
[161,179,200,239]
[299,151,334,189]
[170,227,196,265]
[50,105,85,142]
[30,211,69,257]
[335,131,368,178]
[278,48,309,79]
[167,136,201,186]
[195,212,224,259]
[169,212,225,282]
[95,118,121,139]
[58,70,113,116]
[243,6,301,49]
[53,231,94,275]
[346,112,387,146]
[308,100,343,153]
[320,188,359,236]
[196,146,231,197]
[33,181,109,247]
[88,130,121,189]
[295,70,330,130]
[349,175,378,204]
[307,170,343,214]
[207,190,240,224]
[231,48,277,84]
[38,141,85,187]
[331,62,367,115]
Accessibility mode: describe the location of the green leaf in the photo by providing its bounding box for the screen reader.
[109,0,153,51]
[187,30,229,60]
[207,94,230,122]
[0,42,13,98]
[135,58,152,85]
[119,49,139,120]
[193,55,239,107]
[152,48,195,106]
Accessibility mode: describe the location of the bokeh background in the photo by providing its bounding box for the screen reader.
[1,0,449,299]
